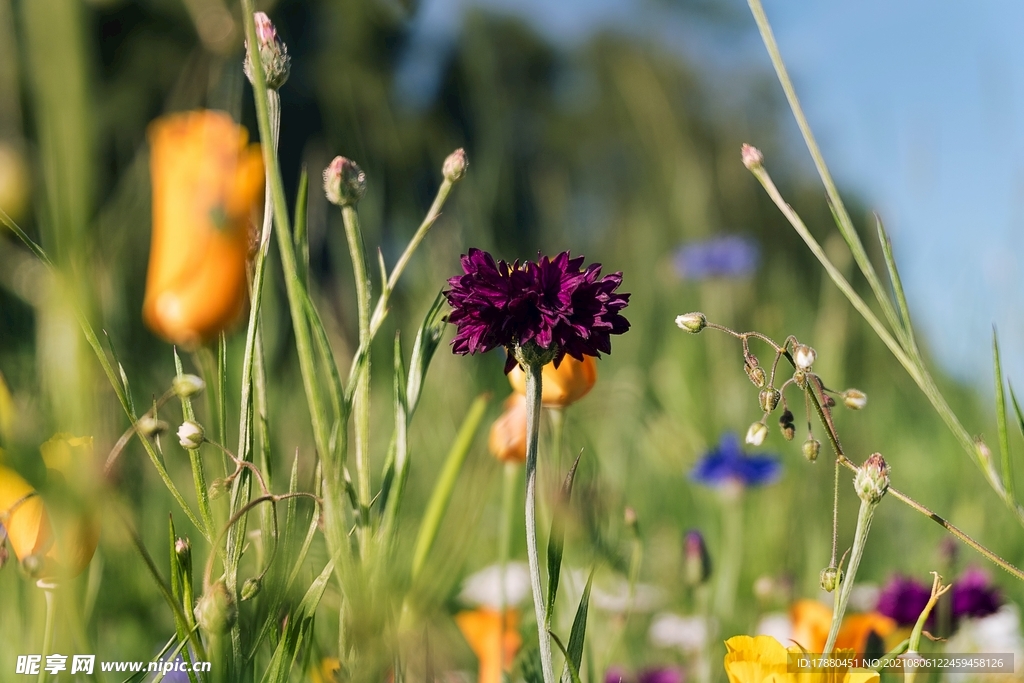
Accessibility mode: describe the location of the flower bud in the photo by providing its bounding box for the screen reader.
[792,370,807,390]
[675,312,707,334]
[744,359,766,388]
[802,438,820,462]
[208,478,229,500]
[323,156,366,207]
[778,409,795,441]
[442,148,468,182]
[791,344,815,372]
[174,536,192,571]
[177,421,205,450]
[507,355,597,408]
[241,576,262,601]
[683,530,711,587]
[137,415,169,437]
[854,453,889,504]
[194,581,236,633]
[172,374,206,398]
[758,388,781,413]
[820,566,843,593]
[488,394,527,464]
[745,422,768,447]
[842,389,867,410]
[243,12,291,90]
[741,144,764,170]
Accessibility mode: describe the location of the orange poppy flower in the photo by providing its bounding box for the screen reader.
[508,355,597,408]
[143,110,264,346]
[488,394,528,464]
[0,463,98,579]
[455,608,521,683]
[789,599,897,657]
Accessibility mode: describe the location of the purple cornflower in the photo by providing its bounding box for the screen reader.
[445,249,630,373]
[673,236,759,280]
[690,433,780,488]
[876,570,1002,630]
[605,667,685,683]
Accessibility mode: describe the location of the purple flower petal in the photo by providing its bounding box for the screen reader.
[444,249,630,371]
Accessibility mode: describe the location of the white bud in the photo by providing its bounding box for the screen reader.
[177,421,205,450]
[793,344,816,371]
[675,312,707,334]
[745,422,768,447]
[172,374,206,398]
[842,389,867,410]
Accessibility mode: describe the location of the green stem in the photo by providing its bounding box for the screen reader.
[341,204,372,542]
[37,582,57,683]
[746,0,907,349]
[713,488,744,620]
[524,362,555,683]
[824,497,877,654]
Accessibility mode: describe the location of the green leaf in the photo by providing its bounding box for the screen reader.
[875,215,916,350]
[410,394,490,581]
[406,292,448,415]
[1011,384,1024,441]
[293,167,309,282]
[994,330,1014,500]
[560,569,593,683]
[546,451,583,621]
[550,631,582,683]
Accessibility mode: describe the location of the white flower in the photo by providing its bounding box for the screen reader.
[649,612,708,653]
[746,422,768,446]
[755,612,793,645]
[944,605,1024,682]
[458,562,530,609]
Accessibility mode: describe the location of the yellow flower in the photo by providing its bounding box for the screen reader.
[0,435,99,579]
[507,355,597,408]
[724,635,880,683]
[488,394,528,464]
[309,657,340,683]
[455,608,522,683]
[143,110,264,347]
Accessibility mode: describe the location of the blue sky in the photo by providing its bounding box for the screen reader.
[401,0,1024,392]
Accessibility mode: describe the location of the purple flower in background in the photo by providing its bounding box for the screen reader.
[638,668,685,683]
[876,575,931,627]
[877,570,1002,630]
[952,568,1001,621]
[690,433,780,488]
[605,667,685,683]
[674,236,759,280]
[445,249,630,373]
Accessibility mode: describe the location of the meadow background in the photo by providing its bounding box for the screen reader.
[1,0,1023,679]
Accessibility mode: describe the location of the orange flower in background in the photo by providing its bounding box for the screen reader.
[0,435,98,579]
[488,393,528,463]
[508,354,597,408]
[143,110,264,346]
[789,599,897,657]
[790,599,831,653]
[456,608,522,683]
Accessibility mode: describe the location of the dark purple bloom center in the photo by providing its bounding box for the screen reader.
[876,569,1002,631]
[445,248,630,372]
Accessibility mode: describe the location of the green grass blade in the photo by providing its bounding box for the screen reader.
[559,569,593,683]
[549,632,582,683]
[875,214,917,352]
[293,167,309,283]
[410,394,490,581]
[546,451,583,621]
[994,330,1014,500]
[1011,384,1024,441]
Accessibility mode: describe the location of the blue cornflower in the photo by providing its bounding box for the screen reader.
[673,236,759,280]
[690,433,780,488]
